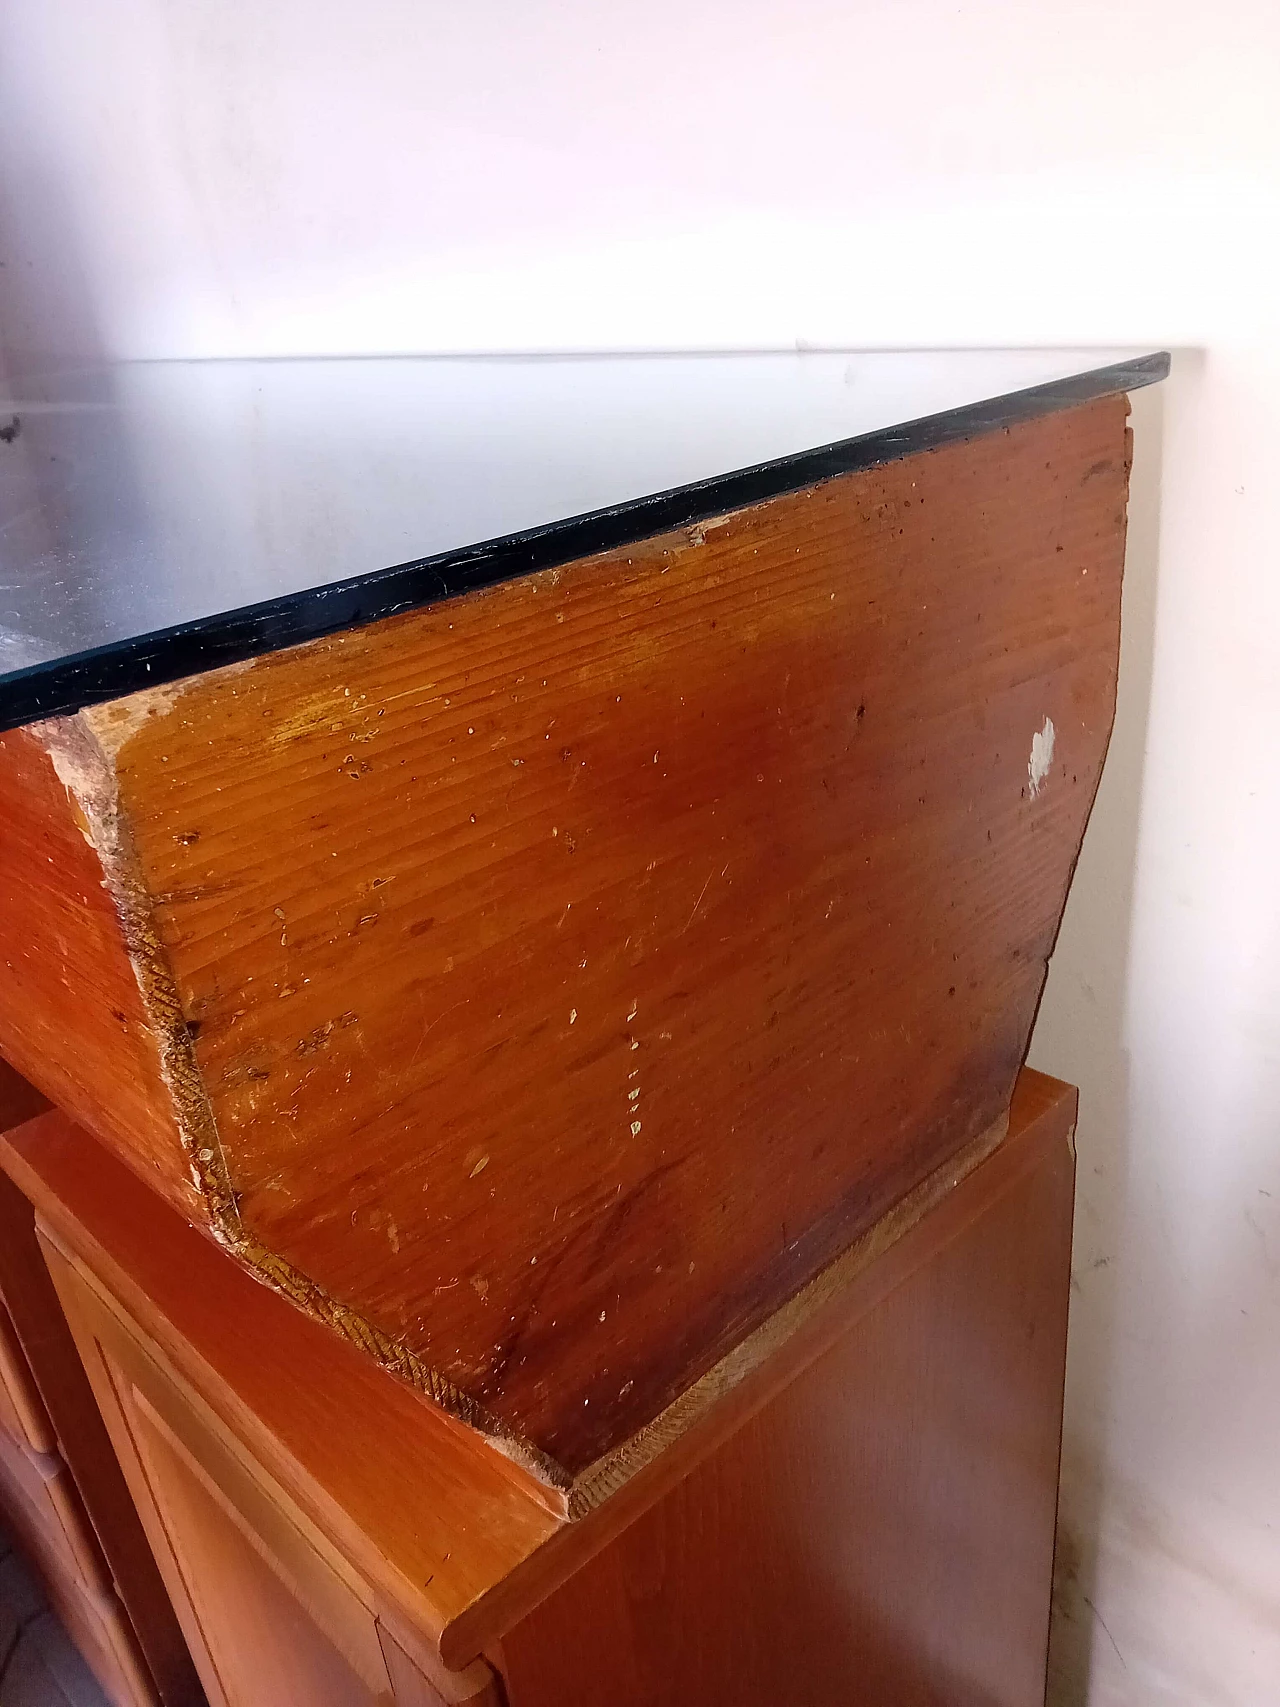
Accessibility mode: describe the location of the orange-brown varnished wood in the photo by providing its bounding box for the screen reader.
[0,1198,199,1706]
[0,1426,160,1707]
[111,1381,405,1707]
[0,1425,113,1599]
[0,1063,204,1705]
[497,1079,1076,1707]
[0,1300,56,1454]
[0,1103,563,1661]
[0,1057,48,1133]
[2,1069,1075,1687]
[0,399,1128,1481]
[376,1622,502,1707]
[0,746,199,1221]
[28,1189,514,1706]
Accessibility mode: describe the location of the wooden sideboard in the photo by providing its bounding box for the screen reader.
[0,349,1167,1701]
[2,1068,1075,1707]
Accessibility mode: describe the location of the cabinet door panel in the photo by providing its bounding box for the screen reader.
[127,1393,387,1707]
[36,1228,509,1707]
[36,1245,396,1707]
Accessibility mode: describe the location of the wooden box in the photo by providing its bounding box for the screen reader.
[0,352,1161,1511]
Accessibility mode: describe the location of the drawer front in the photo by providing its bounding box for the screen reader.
[0,1428,158,1707]
[34,1548,160,1707]
[0,1155,203,1707]
[0,1424,112,1596]
[0,1300,56,1454]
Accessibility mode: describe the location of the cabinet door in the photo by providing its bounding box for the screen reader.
[124,1394,388,1707]
[37,1230,499,1707]
[499,1101,1075,1707]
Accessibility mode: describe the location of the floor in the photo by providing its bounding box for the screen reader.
[0,1526,108,1707]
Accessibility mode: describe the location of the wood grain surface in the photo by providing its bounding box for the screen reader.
[0,397,1130,1485]
[0,1064,204,1706]
[2,1070,1076,1682]
[0,1102,564,1663]
[497,1072,1076,1707]
[0,747,198,1221]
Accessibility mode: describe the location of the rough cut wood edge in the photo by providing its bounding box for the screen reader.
[0,728,199,1217]
[34,711,237,1226]
[24,712,574,1498]
[565,1103,1010,1516]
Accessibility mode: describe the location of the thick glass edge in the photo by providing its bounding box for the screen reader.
[0,351,1170,731]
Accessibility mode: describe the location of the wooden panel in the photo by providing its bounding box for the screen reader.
[124,1394,389,1707]
[36,1230,505,1707]
[0,1352,26,1453]
[4,397,1130,1482]
[0,1453,158,1707]
[130,1382,395,1690]
[0,1071,204,1707]
[0,745,198,1221]
[0,1304,55,1455]
[499,1084,1076,1707]
[375,1624,502,1707]
[0,1429,112,1598]
[1,1106,561,1664]
[374,1630,451,1707]
[6,1067,1076,1683]
[124,1395,382,1706]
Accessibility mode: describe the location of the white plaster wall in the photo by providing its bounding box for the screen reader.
[2,4,1278,1701]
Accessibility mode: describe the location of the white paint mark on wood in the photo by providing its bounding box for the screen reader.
[1029,716,1056,796]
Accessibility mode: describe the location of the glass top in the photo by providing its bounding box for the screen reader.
[0,348,1167,728]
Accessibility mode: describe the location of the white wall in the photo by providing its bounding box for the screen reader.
[2,4,1277,1701]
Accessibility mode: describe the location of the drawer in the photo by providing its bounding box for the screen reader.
[46,1561,161,1707]
[0,1430,157,1707]
[0,1300,56,1454]
[0,1423,112,1597]
[0,1138,203,1705]
[2,1486,157,1707]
